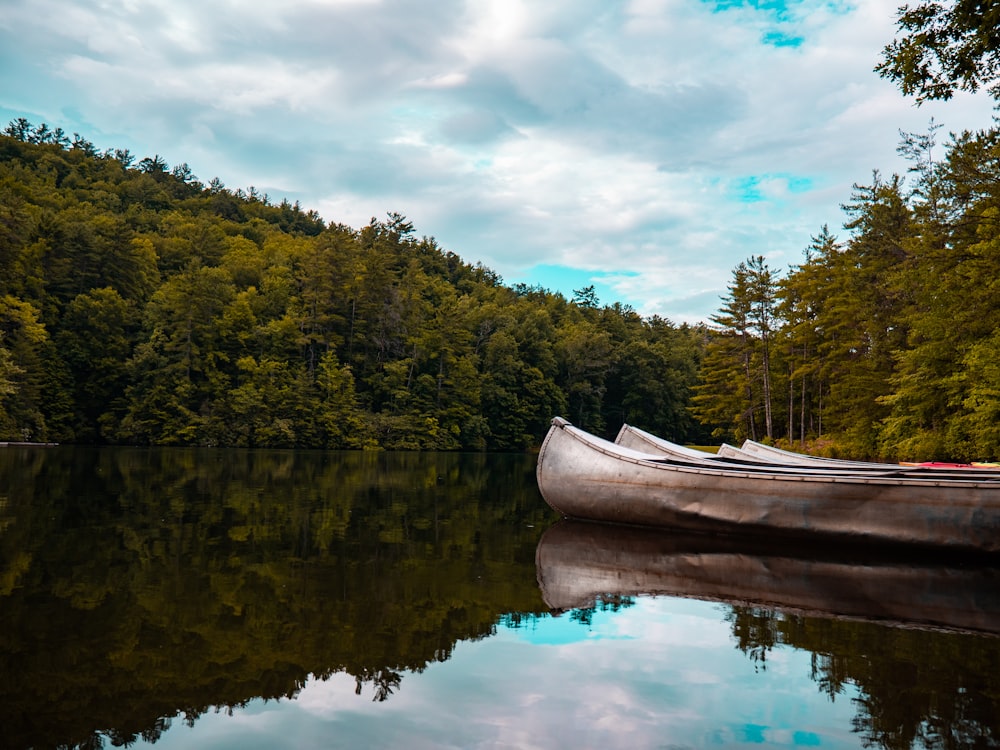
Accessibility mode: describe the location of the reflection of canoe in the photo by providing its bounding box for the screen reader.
[536,418,1000,550]
[535,519,1000,635]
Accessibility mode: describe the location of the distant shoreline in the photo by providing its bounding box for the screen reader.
[0,442,59,447]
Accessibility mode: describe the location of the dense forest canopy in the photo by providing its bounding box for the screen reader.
[0,121,708,449]
[6,94,1000,459]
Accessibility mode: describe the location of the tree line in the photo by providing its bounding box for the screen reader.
[8,112,1000,459]
[695,120,1000,461]
[0,121,708,449]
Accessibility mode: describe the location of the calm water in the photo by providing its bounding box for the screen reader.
[2,446,1000,749]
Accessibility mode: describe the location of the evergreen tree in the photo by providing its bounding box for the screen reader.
[878,0,1000,102]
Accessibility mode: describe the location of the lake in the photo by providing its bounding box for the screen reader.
[2,446,999,749]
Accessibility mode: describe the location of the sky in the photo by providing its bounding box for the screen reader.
[1,0,997,323]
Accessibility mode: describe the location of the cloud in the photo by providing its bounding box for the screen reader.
[0,0,996,323]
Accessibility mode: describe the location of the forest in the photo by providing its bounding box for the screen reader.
[6,4,1000,457]
[0,121,708,450]
[694,120,1000,462]
[6,111,1000,458]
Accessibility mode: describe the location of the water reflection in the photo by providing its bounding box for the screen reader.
[3,447,1000,749]
[537,519,1000,749]
[536,519,1000,635]
[0,446,552,749]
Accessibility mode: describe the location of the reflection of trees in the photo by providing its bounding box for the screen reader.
[355,667,403,702]
[568,595,635,627]
[727,606,779,674]
[0,446,553,749]
[726,607,1000,749]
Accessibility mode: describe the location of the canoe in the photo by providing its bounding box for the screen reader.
[900,460,1000,469]
[536,417,1000,551]
[616,423,890,468]
[737,438,998,470]
[614,423,724,462]
[618,423,1000,474]
[735,438,896,467]
[535,519,1000,635]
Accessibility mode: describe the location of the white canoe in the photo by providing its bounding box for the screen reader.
[732,438,904,468]
[617,422,1000,474]
[536,418,1000,551]
[617,422,900,468]
[614,423,725,463]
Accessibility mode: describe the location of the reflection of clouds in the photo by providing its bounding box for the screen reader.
[295,671,357,713]
[606,598,734,647]
[133,595,860,749]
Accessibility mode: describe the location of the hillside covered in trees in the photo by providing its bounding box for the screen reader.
[0,121,707,450]
[7,108,1000,460]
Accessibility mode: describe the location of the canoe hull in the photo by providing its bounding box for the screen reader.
[536,419,1000,551]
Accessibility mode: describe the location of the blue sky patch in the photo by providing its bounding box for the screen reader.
[742,723,770,743]
[705,0,807,46]
[508,264,642,309]
[708,0,796,21]
[736,176,766,203]
[503,606,634,646]
[793,730,823,746]
[733,174,814,203]
[763,30,804,47]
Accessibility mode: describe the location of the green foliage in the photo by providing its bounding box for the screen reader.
[0,334,24,436]
[702,122,1000,461]
[692,257,778,442]
[0,123,704,448]
[877,0,1000,102]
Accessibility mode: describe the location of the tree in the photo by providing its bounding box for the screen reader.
[693,258,779,441]
[315,351,367,448]
[0,334,24,436]
[555,317,612,433]
[138,154,169,176]
[877,0,1000,102]
[777,227,840,445]
[818,173,912,455]
[120,264,236,444]
[746,255,778,440]
[55,287,135,440]
[691,329,748,441]
[0,295,50,440]
[226,355,297,447]
[572,285,599,309]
